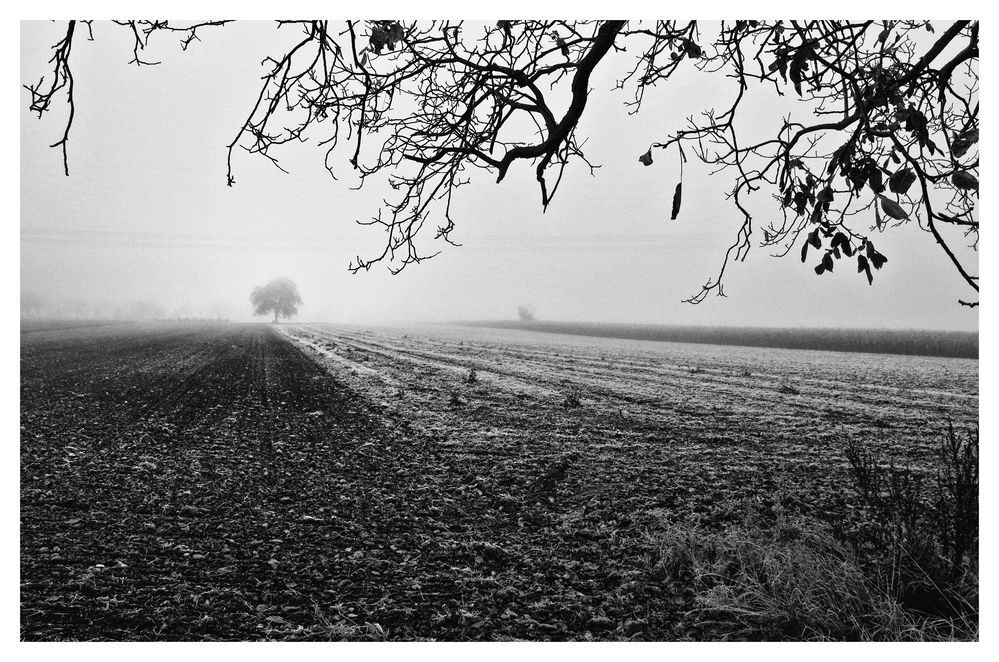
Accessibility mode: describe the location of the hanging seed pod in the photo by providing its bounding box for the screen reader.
[879,195,909,220]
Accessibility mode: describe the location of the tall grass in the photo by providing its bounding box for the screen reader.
[842,423,978,617]
[655,423,978,641]
[657,512,976,640]
[659,514,912,640]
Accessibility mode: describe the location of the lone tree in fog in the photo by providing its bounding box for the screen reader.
[25,20,979,306]
[251,278,302,323]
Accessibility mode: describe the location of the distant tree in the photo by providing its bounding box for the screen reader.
[251,278,303,323]
[21,292,44,318]
[517,305,536,322]
[68,300,92,319]
[24,20,979,305]
[127,300,166,321]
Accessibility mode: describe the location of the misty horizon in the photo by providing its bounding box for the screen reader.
[18,299,983,333]
[20,20,978,332]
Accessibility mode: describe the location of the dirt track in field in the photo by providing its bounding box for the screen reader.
[20,321,978,641]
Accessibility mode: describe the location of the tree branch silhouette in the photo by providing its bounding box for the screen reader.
[24,20,978,306]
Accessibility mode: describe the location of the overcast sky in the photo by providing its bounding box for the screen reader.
[20,20,979,330]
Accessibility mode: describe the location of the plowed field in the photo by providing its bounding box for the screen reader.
[21,322,978,640]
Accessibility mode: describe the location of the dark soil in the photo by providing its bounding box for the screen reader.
[20,323,676,640]
[20,322,978,641]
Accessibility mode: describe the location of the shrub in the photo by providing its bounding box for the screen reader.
[465,368,478,384]
[842,423,978,617]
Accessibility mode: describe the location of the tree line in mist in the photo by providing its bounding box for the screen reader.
[20,293,233,322]
[469,320,978,359]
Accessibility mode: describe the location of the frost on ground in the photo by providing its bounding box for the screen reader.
[282,322,976,473]
[21,322,977,641]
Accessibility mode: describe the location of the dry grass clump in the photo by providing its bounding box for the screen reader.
[657,423,978,642]
[659,513,892,640]
[657,512,975,641]
[777,382,800,395]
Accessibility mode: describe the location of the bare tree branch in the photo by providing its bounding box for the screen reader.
[23,19,979,306]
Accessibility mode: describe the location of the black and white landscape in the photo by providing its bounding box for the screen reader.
[20,19,979,642]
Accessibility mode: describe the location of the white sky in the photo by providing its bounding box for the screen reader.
[19,19,980,329]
